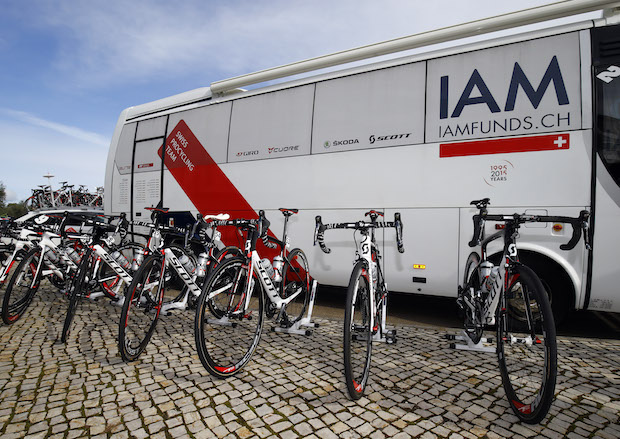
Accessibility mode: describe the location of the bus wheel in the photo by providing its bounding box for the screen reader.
[521,252,574,326]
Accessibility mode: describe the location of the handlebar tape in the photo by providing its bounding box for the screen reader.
[313,216,331,254]
[394,213,405,253]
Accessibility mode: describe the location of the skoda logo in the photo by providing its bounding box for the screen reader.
[324,141,331,149]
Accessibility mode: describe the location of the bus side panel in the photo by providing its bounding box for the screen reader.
[384,208,459,297]
[109,122,136,215]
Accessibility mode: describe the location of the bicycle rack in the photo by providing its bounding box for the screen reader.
[445,331,495,353]
[372,291,397,344]
[272,280,319,336]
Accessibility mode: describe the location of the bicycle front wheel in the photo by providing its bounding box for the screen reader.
[280,248,310,325]
[344,260,373,400]
[2,247,42,325]
[497,264,557,424]
[61,249,93,343]
[119,254,166,361]
[195,256,264,378]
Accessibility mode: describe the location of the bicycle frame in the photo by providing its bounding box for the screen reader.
[354,229,387,340]
[91,243,135,298]
[0,229,39,283]
[205,215,307,326]
[206,244,303,316]
[476,230,513,327]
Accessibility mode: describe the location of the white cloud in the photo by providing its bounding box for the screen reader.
[0,117,107,202]
[4,188,18,203]
[24,0,592,89]
[0,108,109,147]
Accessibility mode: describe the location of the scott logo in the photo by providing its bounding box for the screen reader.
[440,56,569,119]
[369,133,411,144]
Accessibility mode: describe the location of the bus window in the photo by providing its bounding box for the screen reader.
[593,24,620,187]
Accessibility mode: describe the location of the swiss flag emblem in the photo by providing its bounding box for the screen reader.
[440,134,570,158]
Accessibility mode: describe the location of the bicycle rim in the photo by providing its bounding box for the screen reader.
[1,248,41,324]
[61,251,92,343]
[195,257,264,378]
[281,248,310,325]
[497,265,557,424]
[119,255,165,361]
[344,260,372,400]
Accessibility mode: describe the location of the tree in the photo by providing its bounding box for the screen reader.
[2,202,28,219]
[0,181,5,209]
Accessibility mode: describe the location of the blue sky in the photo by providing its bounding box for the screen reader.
[0,0,604,203]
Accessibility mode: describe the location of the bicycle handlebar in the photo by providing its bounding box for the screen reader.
[467,199,591,251]
[314,213,405,254]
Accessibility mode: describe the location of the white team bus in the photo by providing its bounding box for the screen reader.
[105,0,620,323]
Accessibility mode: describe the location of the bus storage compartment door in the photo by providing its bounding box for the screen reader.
[384,208,459,296]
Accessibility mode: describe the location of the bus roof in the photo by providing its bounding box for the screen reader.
[124,0,620,122]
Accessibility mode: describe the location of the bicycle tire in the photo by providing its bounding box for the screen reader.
[497,264,557,424]
[461,252,484,344]
[118,254,166,361]
[61,249,92,343]
[280,248,310,325]
[343,259,373,400]
[1,247,43,325]
[463,252,481,287]
[195,256,264,378]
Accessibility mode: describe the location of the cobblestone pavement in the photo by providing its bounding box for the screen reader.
[1,285,619,439]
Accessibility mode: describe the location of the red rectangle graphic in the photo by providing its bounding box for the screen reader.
[439,134,570,158]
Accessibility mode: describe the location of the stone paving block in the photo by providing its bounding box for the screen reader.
[0,287,618,439]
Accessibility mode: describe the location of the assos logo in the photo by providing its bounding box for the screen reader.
[236,150,259,157]
[268,145,300,154]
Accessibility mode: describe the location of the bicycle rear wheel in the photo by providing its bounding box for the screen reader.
[195,256,264,378]
[61,249,93,343]
[344,260,373,400]
[461,252,484,344]
[1,247,42,325]
[497,264,557,424]
[119,254,166,361]
[280,248,310,325]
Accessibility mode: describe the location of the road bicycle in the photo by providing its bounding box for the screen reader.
[60,213,142,343]
[314,210,404,399]
[194,208,311,378]
[1,212,138,332]
[457,198,590,423]
[118,208,241,362]
[1,221,36,286]
[0,216,84,325]
[0,222,36,315]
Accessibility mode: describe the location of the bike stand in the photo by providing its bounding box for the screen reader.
[206,316,237,327]
[272,280,319,336]
[445,331,495,353]
[372,293,397,344]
